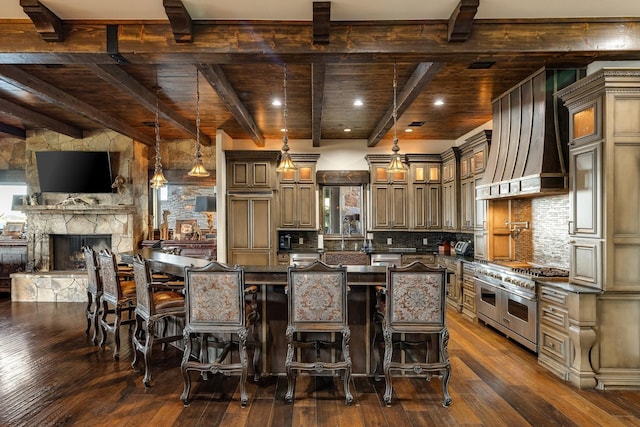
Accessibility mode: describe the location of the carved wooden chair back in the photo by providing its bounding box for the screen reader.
[287,260,348,332]
[132,253,153,318]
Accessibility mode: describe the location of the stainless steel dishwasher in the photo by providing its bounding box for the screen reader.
[370,253,402,267]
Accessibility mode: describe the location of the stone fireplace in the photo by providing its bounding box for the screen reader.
[11,204,138,302]
[22,204,137,272]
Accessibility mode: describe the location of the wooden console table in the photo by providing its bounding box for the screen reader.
[0,239,27,294]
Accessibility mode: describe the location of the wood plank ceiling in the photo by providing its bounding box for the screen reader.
[0,0,639,147]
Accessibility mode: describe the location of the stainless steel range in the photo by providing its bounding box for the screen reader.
[474,261,568,352]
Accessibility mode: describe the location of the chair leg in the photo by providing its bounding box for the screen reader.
[180,331,193,406]
[371,311,384,381]
[284,326,295,404]
[341,326,353,405]
[112,306,122,360]
[142,319,155,387]
[98,298,109,350]
[85,292,93,336]
[250,317,261,382]
[91,299,102,345]
[131,314,142,370]
[382,326,393,406]
[440,327,452,407]
[238,328,249,408]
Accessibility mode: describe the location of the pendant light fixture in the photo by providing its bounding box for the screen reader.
[149,93,168,189]
[188,67,210,177]
[276,63,297,173]
[387,62,407,173]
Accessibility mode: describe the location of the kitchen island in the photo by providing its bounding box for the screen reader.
[124,249,389,376]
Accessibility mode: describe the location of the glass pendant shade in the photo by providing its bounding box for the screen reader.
[150,169,167,188]
[188,157,210,177]
[387,152,406,173]
[276,150,297,172]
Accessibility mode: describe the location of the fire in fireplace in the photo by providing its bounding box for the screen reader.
[52,234,112,270]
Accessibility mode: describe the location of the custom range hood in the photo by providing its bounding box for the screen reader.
[476,68,586,200]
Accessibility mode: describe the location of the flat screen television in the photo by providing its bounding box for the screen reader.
[35,151,114,193]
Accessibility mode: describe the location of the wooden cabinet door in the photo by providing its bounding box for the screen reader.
[442,181,457,229]
[228,196,272,261]
[427,184,441,229]
[390,185,408,228]
[412,184,440,230]
[488,199,513,260]
[460,178,474,230]
[229,160,273,189]
[569,141,602,238]
[279,184,296,228]
[296,183,316,229]
[372,185,391,229]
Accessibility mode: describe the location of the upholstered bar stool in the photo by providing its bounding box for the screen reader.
[284,260,353,405]
[180,262,256,407]
[381,261,451,407]
[131,254,185,387]
[97,249,137,360]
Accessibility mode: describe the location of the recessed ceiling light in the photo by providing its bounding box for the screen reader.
[344,128,352,132]
[434,99,444,106]
[404,128,414,133]
[272,99,282,106]
[353,99,363,106]
[280,128,287,132]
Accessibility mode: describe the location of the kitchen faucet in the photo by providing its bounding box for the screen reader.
[341,217,351,250]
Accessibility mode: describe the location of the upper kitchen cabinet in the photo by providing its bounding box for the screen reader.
[559,68,640,293]
[459,131,491,232]
[441,148,461,230]
[227,151,279,190]
[366,155,408,230]
[277,154,319,230]
[407,154,441,230]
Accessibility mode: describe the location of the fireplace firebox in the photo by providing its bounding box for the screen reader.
[51,234,112,271]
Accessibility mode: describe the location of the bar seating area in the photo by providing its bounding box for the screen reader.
[77,247,453,409]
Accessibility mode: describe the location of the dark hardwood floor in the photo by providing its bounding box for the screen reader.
[1,293,639,427]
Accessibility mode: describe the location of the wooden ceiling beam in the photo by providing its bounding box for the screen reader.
[448,0,480,42]
[19,0,64,42]
[163,0,194,43]
[0,97,83,139]
[1,20,640,64]
[313,2,331,45]
[367,62,443,147]
[197,63,265,147]
[85,64,211,145]
[0,65,154,145]
[0,123,26,139]
[311,63,326,147]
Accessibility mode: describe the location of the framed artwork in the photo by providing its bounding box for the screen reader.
[3,222,25,237]
[174,219,199,239]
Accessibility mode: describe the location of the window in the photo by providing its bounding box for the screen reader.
[0,184,27,231]
[321,185,363,236]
